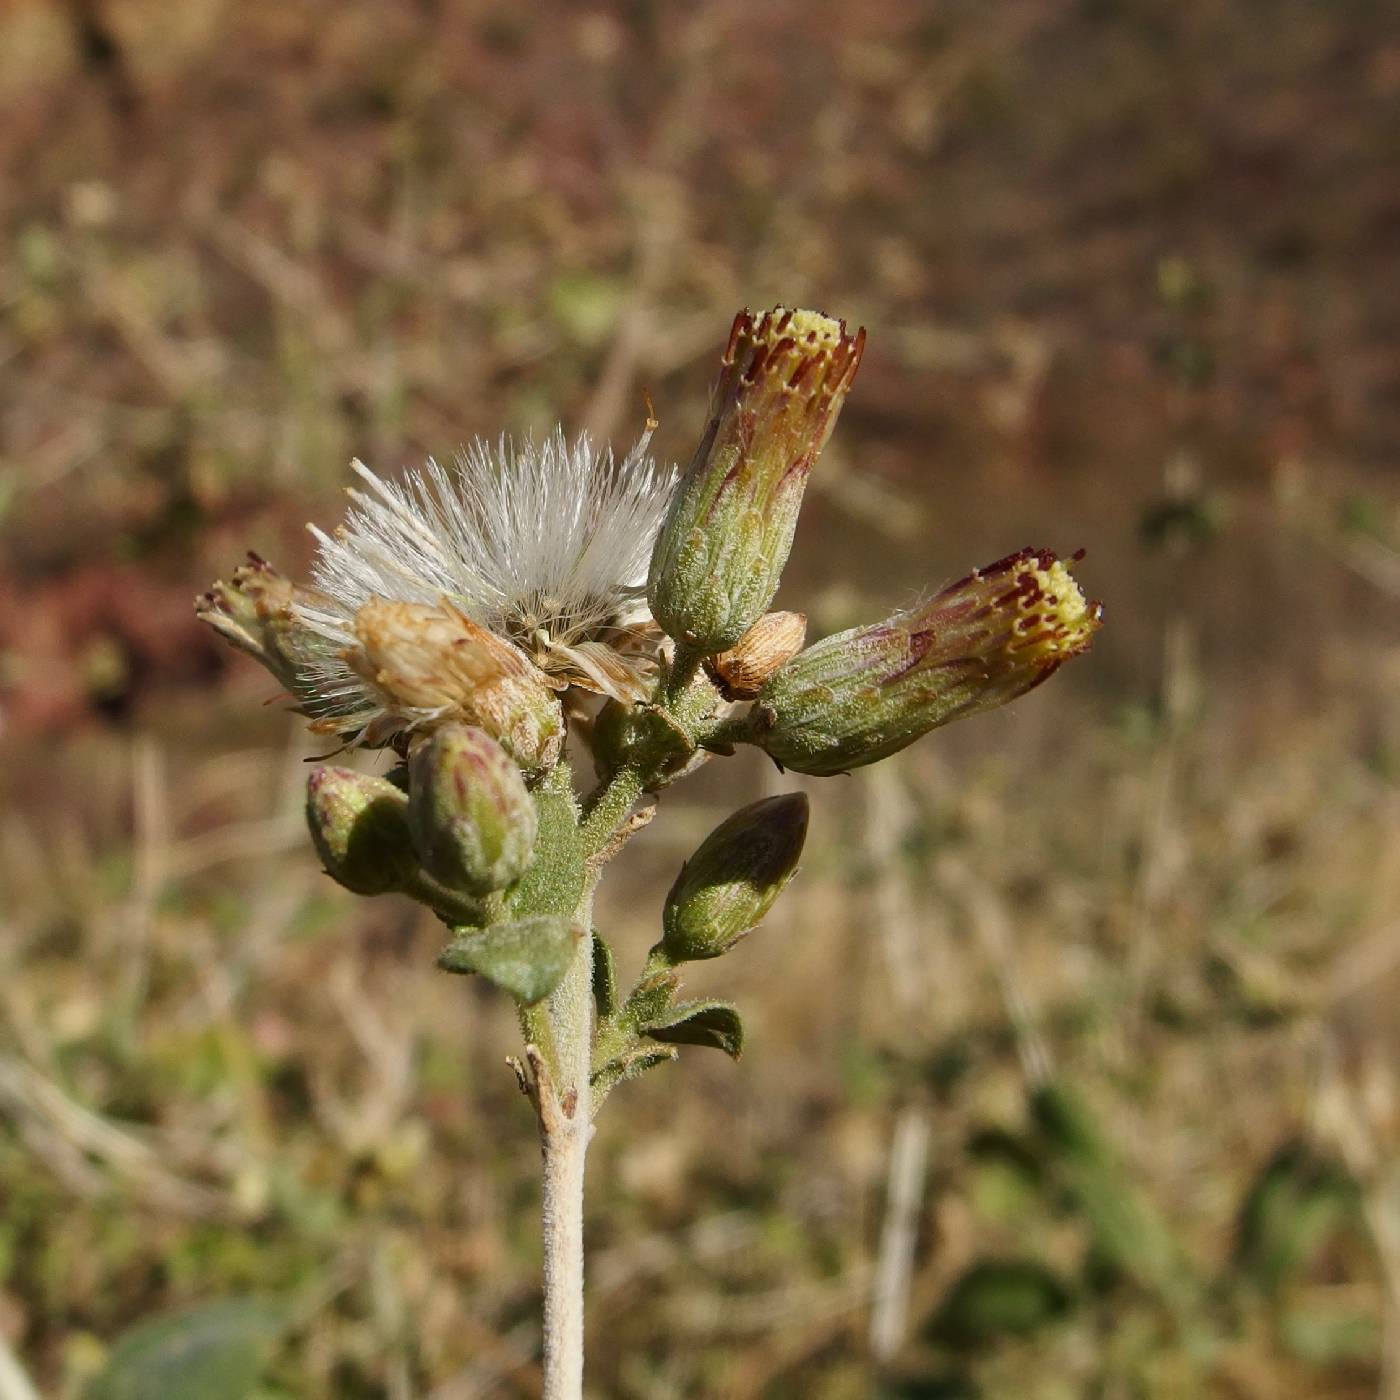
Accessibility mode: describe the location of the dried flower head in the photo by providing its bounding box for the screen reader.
[195,553,337,707]
[282,425,677,748]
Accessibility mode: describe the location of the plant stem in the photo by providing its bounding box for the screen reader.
[538,889,594,1400]
[536,753,670,1392]
[662,644,703,705]
[579,764,644,856]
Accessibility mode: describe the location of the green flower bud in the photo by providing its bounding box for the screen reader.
[305,766,421,895]
[407,724,537,894]
[648,307,864,655]
[661,793,809,962]
[754,548,1103,776]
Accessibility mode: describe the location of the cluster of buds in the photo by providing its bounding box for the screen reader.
[640,305,1102,780]
[197,302,1100,1086]
[195,306,1103,1400]
[301,723,582,1006]
[304,724,534,908]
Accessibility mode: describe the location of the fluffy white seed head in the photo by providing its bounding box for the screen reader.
[295,426,678,742]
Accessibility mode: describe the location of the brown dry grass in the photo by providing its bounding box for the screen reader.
[2,2,1399,1396]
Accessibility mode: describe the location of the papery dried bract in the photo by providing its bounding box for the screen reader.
[346,599,564,772]
[648,307,864,655]
[755,548,1102,776]
[661,793,809,962]
[707,611,807,700]
[408,724,537,895]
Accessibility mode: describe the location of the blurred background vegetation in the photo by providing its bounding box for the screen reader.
[1,1,1398,1396]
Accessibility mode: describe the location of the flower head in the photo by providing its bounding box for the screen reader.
[648,307,864,655]
[753,547,1103,775]
[195,553,338,707]
[340,597,565,770]
[276,425,676,749]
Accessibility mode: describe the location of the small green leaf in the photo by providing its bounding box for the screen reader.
[592,931,618,1019]
[1030,1080,1111,1169]
[1031,1080,1189,1305]
[592,1044,678,1098]
[505,777,585,919]
[438,916,583,1004]
[622,965,681,1027]
[1235,1140,1359,1296]
[643,999,744,1059]
[929,1259,1073,1346]
[83,1297,287,1400]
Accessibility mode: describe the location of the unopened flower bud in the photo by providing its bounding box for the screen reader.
[648,307,864,655]
[754,548,1102,776]
[407,724,536,895]
[306,766,420,895]
[347,599,564,773]
[196,553,333,705]
[706,611,807,700]
[661,793,809,962]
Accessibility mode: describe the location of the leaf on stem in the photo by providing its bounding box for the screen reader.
[642,999,744,1059]
[438,916,583,1005]
[82,1297,288,1400]
[591,931,618,1018]
[592,1043,679,1099]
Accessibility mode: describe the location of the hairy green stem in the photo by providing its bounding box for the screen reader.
[512,758,596,1400]
[695,706,761,753]
[662,645,704,706]
[579,764,645,857]
[537,889,592,1400]
[530,748,690,1394]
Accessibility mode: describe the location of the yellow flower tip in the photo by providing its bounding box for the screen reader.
[724,306,866,398]
[969,547,1103,677]
[769,307,845,349]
